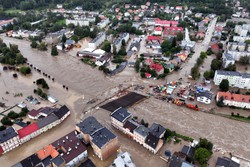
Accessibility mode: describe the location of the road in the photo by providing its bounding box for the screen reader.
[1,19,250,166]
[167,17,218,82]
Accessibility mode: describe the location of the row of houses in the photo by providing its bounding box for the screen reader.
[111,33,130,53]
[7,30,43,38]
[77,48,111,66]
[76,116,119,160]
[12,131,88,167]
[0,105,70,155]
[216,92,250,109]
[88,31,106,49]
[110,107,165,154]
[213,70,250,89]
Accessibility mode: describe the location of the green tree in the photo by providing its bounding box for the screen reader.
[194,148,211,165]
[113,45,117,55]
[51,45,58,56]
[8,111,19,119]
[172,37,177,48]
[37,42,47,51]
[135,60,140,73]
[191,66,200,80]
[211,59,222,71]
[176,32,184,41]
[239,56,250,65]
[219,79,229,92]
[71,34,79,42]
[118,46,127,56]
[62,34,67,43]
[217,96,224,107]
[1,116,13,126]
[19,66,31,75]
[30,40,38,48]
[224,63,236,71]
[101,40,111,52]
[203,71,210,80]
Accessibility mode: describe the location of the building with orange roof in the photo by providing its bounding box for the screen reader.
[216,92,250,109]
[37,144,59,160]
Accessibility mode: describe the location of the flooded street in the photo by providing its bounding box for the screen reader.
[1,34,250,166]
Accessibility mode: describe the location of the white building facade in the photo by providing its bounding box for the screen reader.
[214,70,250,89]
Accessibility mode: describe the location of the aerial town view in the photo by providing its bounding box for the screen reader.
[0,0,250,166]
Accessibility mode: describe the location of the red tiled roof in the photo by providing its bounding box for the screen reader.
[0,146,3,155]
[145,72,152,78]
[154,27,163,31]
[147,36,162,41]
[164,26,183,31]
[217,92,250,103]
[28,109,40,117]
[211,44,219,50]
[171,21,178,25]
[155,20,171,25]
[150,63,163,72]
[18,123,39,139]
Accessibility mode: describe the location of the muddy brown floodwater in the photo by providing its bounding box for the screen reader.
[1,35,250,166]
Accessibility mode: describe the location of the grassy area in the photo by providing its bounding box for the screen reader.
[4,9,22,14]
[56,19,66,26]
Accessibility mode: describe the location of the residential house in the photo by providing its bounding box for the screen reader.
[111,33,129,53]
[28,109,40,120]
[213,70,250,89]
[196,32,205,40]
[216,92,250,109]
[222,52,235,68]
[18,123,40,144]
[0,19,14,30]
[97,18,110,29]
[36,144,60,166]
[65,39,75,49]
[90,127,119,160]
[233,36,250,43]
[154,27,163,35]
[216,157,240,167]
[76,116,103,144]
[163,26,183,39]
[111,107,132,131]
[0,127,19,154]
[149,123,166,139]
[66,19,90,26]
[88,31,106,49]
[12,154,41,167]
[133,126,149,145]
[211,43,220,54]
[169,152,194,167]
[52,131,88,167]
[95,53,112,66]
[53,105,70,122]
[36,114,59,133]
[45,29,71,45]
[143,132,163,154]
[181,145,195,159]
[123,119,140,138]
[196,91,213,104]
[150,63,164,75]
[112,152,136,167]
[39,107,58,117]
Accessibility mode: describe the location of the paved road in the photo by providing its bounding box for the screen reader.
[167,17,217,82]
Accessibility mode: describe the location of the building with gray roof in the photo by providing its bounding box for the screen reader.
[111,107,132,127]
[0,127,19,154]
[214,70,250,89]
[149,123,166,138]
[36,113,59,129]
[91,127,116,149]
